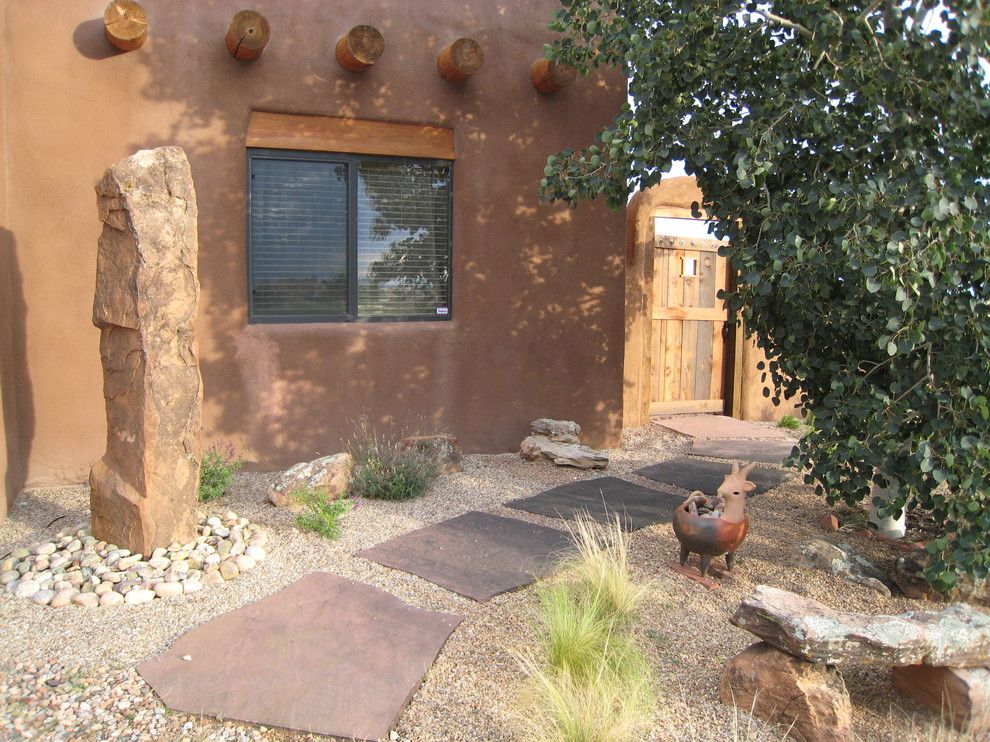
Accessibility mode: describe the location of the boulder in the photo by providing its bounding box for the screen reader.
[530,419,581,444]
[89,147,201,555]
[731,585,990,667]
[269,453,353,510]
[795,538,892,596]
[399,434,463,474]
[519,436,609,469]
[720,642,852,742]
[892,665,990,733]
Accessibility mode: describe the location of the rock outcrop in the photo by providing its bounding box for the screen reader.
[89,147,201,554]
[519,419,608,469]
[730,585,990,667]
[795,538,892,596]
[269,453,353,510]
[720,642,853,742]
[892,665,990,733]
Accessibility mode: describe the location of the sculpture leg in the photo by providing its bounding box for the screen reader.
[725,551,736,571]
[679,545,689,566]
[699,554,712,577]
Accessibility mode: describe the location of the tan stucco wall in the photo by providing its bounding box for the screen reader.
[624,177,801,424]
[0,2,25,521]
[1,0,627,501]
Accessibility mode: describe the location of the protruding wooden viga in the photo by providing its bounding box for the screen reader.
[437,38,484,82]
[335,25,385,72]
[225,10,271,61]
[103,0,148,52]
[531,59,577,94]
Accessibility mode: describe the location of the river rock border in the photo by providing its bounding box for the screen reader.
[0,511,268,608]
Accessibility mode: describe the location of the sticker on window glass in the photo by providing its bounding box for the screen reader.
[436,307,449,316]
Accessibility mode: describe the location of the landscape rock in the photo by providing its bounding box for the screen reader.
[818,514,840,532]
[892,665,990,732]
[125,589,155,605]
[720,642,852,742]
[269,452,353,510]
[71,592,100,608]
[399,434,464,474]
[519,436,609,469]
[530,418,581,444]
[89,146,202,554]
[731,585,990,667]
[795,538,892,596]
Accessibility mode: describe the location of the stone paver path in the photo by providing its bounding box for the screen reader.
[138,572,461,741]
[358,511,574,601]
[657,414,794,440]
[635,457,791,496]
[507,476,683,531]
[688,438,797,465]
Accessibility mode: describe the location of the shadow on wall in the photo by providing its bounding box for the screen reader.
[70,0,624,467]
[0,227,35,515]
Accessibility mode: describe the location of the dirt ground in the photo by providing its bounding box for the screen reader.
[0,420,977,741]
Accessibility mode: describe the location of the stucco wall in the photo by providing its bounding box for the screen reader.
[2,0,627,497]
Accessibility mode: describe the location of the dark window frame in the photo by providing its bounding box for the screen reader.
[246,147,454,324]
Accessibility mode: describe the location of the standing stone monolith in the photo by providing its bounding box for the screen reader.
[89,146,201,554]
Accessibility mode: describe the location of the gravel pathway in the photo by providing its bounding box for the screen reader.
[0,421,974,741]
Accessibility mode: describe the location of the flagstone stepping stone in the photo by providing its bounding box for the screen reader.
[357,511,573,601]
[635,457,790,496]
[506,476,683,531]
[687,438,797,465]
[658,414,793,440]
[138,572,461,741]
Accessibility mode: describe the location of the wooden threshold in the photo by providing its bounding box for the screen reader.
[650,399,725,414]
[246,111,456,160]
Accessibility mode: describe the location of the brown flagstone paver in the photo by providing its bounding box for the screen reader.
[138,572,462,741]
[506,476,683,531]
[635,457,791,496]
[687,438,797,465]
[358,510,573,601]
[657,414,794,440]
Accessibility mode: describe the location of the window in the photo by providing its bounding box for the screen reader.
[248,148,452,322]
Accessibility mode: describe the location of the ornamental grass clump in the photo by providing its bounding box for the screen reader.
[198,441,242,502]
[292,485,352,540]
[347,425,439,501]
[515,516,654,742]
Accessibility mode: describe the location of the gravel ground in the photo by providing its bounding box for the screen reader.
[0,421,976,741]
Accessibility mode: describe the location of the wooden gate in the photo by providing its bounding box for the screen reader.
[649,235,729,414]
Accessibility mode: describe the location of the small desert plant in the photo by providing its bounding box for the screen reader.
[777,414,802,431]
[565,516,648,629]
[198,441,242,502]
[347,424,439,501]
[515,515,654,742]
[292,485,352,540]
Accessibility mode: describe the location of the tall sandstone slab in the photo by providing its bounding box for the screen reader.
[90,147,201,554]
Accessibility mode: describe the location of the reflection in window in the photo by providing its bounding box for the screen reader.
[247,149,452,322]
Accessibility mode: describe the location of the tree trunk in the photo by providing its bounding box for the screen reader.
[437,38,483,83]
[103,0,148,52]
[335,25,385,72]
[530,59,577,94]
[225,10,271,61]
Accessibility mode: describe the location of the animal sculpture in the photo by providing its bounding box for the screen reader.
[672,461,756,577]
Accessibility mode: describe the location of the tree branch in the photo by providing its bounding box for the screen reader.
[756,10,814,39]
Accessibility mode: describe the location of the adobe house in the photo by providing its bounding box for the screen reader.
[0,1,792,522]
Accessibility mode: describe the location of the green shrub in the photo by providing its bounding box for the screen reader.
[198,442,241,502]
[777,414,802,431]
[347,427,439,501]
[515,516,654,742]
[292,486,352,540]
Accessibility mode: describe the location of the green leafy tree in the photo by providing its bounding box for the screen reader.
[541,1,990,590]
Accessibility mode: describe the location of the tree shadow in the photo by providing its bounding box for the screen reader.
[59,0,627,474]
